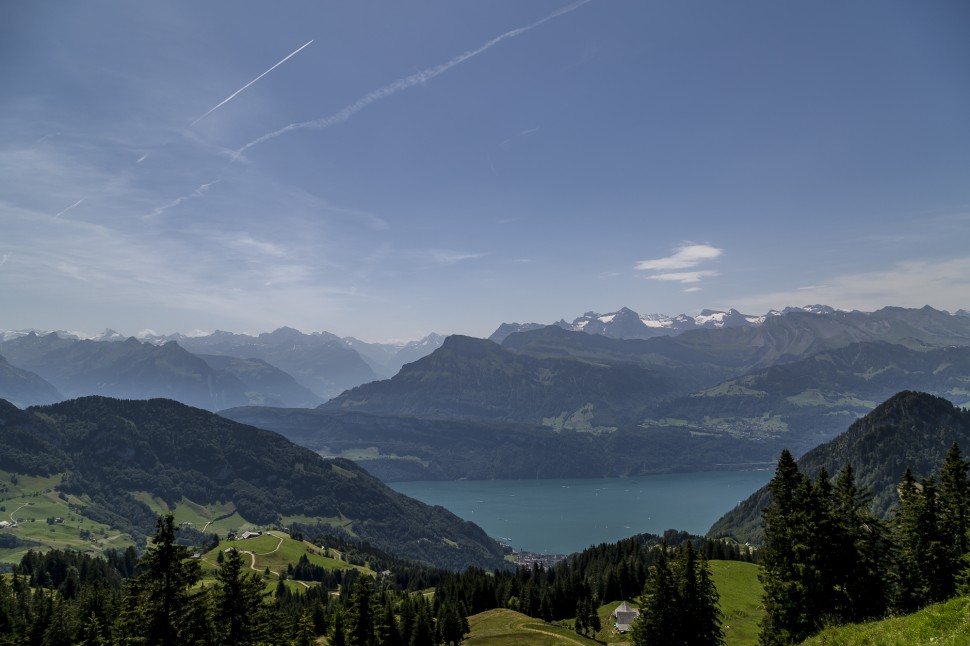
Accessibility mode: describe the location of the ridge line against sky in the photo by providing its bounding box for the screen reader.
[1,1,968,341]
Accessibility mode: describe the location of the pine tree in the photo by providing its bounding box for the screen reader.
[290,609,316,646]
[348,575,375,646]
[409,599,435,646]
[938,442,970,598]
[631,543,679,645]
[829,463,890,622]
[574,597,587,635]
[759,450,814,645]
[117,513,201,645]
[329,607,348,646]
[214,548,264,646]
[677,542,724,646]
[895,472,948,611]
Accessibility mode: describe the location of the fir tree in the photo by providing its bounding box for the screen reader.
[214,548,264,646]
[759,450,815,645]
[631,543,679,645]
[116,513,201,645]
[348,575,375,646]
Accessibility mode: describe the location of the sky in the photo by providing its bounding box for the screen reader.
[2,1,969,342]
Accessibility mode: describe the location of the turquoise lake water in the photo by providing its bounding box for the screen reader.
[390,470,773,555]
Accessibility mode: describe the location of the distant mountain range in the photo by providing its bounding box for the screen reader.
[0,327,445,407]
[0,396,506,570]
[708,391,970,544]
[488,304,839,342]
[229,306,970,480]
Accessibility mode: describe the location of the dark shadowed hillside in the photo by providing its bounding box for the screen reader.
[708,391,970,544]
[0,396,506,570]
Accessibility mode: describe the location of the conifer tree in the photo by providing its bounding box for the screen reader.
[291,609,317,646]
[348,575,375,646]
[631,543,679,645]
[759,450,815,645]
[937,442,970,598]
[329,606,348,646]
[116,513,201,645]
[214,548,264,646]
[830,463,890,622]
[409,599,435,646]
[677,542,724,646]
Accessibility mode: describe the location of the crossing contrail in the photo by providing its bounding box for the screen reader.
[192,39,314,126]
[236,0,593,157]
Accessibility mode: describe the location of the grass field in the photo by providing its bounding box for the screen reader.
[710,560,764,646]
[467,609,603,645]
[0,470,133,564]
[464,560,764,646]
[800,596,970,645]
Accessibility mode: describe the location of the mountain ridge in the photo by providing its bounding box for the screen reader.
[0,396,506,570]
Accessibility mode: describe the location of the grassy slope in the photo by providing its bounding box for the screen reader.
[465,560,764,646]
[800,596,970,645]
[711,560,764,646]
[467,609,602,645]
[0,470,134,563]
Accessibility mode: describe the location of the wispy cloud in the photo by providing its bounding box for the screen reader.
[236,0,593,157]
[734,256,970,313]
[191,40,314,126]
[501,126,540,151]
[636,243,723,271]
[414,249,487,265]
[145,180,219,219]
[54,198,83,219]
[228,234,288,258]
[636,243,723,285]
[0,254,8,267]
[136,153,149,164]
[645,270,719,283]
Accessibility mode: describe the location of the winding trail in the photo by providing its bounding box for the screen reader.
[9,503,31,526]
[237,533,310,588]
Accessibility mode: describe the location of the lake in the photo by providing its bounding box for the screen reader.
[390,470,773,555]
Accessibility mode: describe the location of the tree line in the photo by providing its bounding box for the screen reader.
[0,509,754,645]
[758,442,970,644]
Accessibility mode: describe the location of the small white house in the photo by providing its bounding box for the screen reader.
[613,601,640,633]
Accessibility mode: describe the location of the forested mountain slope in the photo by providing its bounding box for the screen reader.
[0,396,506,570]
[708,391,970,544]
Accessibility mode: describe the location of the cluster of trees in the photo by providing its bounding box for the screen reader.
[0,514,476,646]
[629,541,723,645]
[0,510,756,645]
[758,443,970,644]
[407,530,749,641]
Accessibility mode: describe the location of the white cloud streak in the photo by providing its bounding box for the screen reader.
[635,244,723,271]
[54,198,83,219]
[192,40,314,126]
[636,243,723,284]
[144,180,219,219]
[236,0,593,157]
[645,270,719,283]
[735,256,970,314]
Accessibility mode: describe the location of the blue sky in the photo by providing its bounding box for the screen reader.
[2,1,968,341]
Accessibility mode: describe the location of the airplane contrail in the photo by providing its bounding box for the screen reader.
[192,39,314,126]
[54,199,83,219]
[236,0,593,157]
